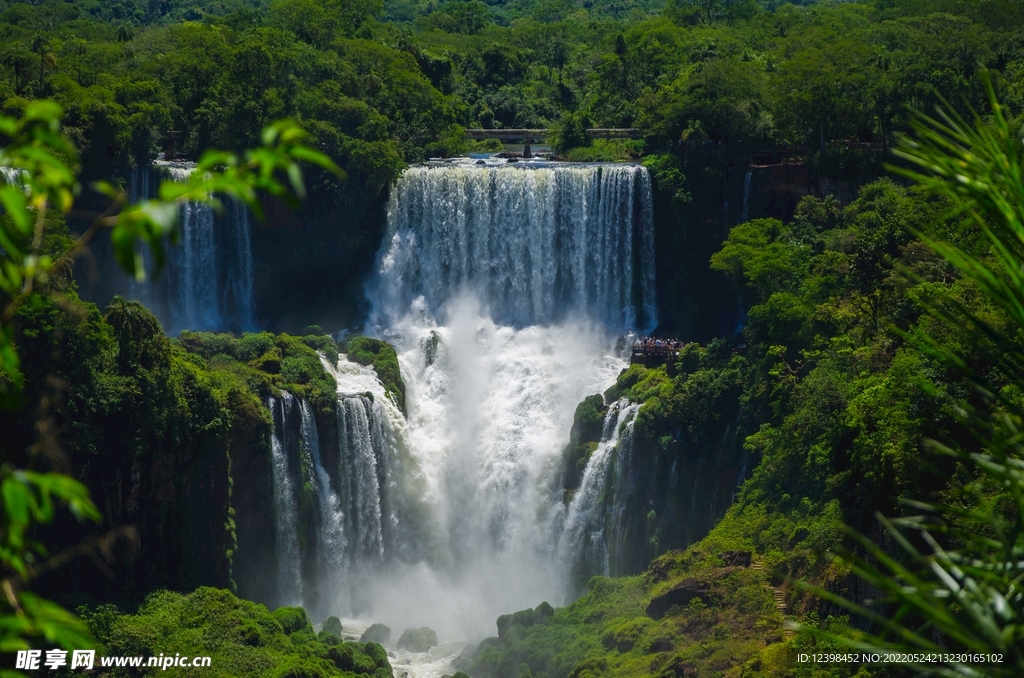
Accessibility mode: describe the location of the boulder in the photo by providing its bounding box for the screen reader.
[645,579,711,619]
[322,616,343,637]
[397,627,438,652]
[360,623,392,644]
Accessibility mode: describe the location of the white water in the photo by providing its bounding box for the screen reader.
[319,161,655,644]
[373,162,657,330]
[558,400,639,581]
[257,161,658,664]
[268,393,302,606]
[122,164,256,334]
[301,398,348,615]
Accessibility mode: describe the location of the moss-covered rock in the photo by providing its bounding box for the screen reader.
[322,616,343,637]
[396,626,438,652]
[78,587,393,677]
[561,395,608,493]
[274,606,313,634]
[359,622,392,644]
[344,336,406,414]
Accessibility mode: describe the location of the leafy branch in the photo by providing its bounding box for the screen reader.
[0,100,342,660]
[794,84,1024,677]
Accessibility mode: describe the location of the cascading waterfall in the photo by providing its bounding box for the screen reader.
[268,392,302,607]
[741,169,753,223]
[557,400,639,586]
[300,399,348,614]
[121,163,256,334]
[317,159,659,638]
[336,395,387,563]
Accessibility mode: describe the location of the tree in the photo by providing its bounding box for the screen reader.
[29,35,52,94]
[800,88,1024,677]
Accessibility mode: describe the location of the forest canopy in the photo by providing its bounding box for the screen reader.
[0,0,1018,184]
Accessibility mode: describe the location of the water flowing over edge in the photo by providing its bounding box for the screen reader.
[124,165,256,334]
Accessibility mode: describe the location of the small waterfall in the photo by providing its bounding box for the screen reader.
[268,393,302,606]
[558,400,639,584]
[119,163,256,334]
[300,399,348,612]
[175,199,218,330]
[319,353,412,569]
[741,169,753,223]
[337,396,387,563]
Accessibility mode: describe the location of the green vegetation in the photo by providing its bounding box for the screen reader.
[0,0,1016,176]
[178,329,339,414]
[343,336,406,414]
[0,98,334,658]
[467,546,857,678]
[80,587,394,677]
[481,101,1024,675]
[4,0,1024,676]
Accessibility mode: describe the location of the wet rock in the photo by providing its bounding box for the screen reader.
[397,626,438,652]
[451,643,477,673]
[360,623,392,644]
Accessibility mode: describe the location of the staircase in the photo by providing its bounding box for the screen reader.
[751,560,795,638]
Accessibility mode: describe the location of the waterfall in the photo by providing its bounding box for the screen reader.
[337,395,387,563]
[268,393,302,606]
[119,163,256,334]
[326,159,657,636]
[300,399,348,614]
[558,400,639,585]
[741,169,753,223]
[374,162,657,331]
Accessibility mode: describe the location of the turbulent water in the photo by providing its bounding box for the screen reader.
[349,161,656,641]
[123,163,255,334]
[262,161,657,658]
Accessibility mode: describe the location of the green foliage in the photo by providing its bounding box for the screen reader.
[344,336,406,414]
[81,587,394,677]
[794,85,1024,676]
[273,606,311,635]
[0,468,99,653]
[175,329,338,410]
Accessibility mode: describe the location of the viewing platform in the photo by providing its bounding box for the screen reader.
[631,338,682,367]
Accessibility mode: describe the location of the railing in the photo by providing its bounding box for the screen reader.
[631,342,682,361]
[464,128,641,141]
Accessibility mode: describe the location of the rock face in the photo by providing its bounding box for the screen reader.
[360,623,392,644]
[646,579,712,619]
[396,627,438,652]
[719,550,752,567]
